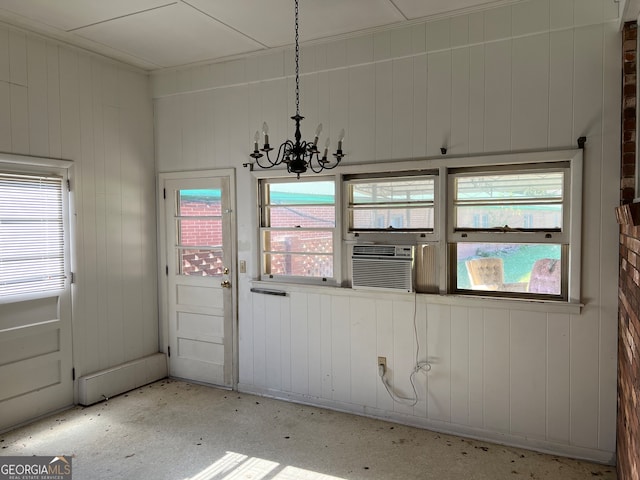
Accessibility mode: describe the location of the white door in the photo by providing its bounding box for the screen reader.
[164,174,235,387]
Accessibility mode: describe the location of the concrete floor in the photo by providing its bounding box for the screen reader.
[1,379,616,480]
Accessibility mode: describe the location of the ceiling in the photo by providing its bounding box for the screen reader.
[0,0,526,71]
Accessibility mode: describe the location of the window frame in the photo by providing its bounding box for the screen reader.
[0,154,73,305]
[258,175,340,286]
[252,149,582,305]
[343,170,439,243]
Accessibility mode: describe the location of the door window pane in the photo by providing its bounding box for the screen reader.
[177,189,224,276]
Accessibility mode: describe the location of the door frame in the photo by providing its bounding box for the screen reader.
[157,169,238,388]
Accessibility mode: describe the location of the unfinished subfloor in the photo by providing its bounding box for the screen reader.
[1,379,616,480]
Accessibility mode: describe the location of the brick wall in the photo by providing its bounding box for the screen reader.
[617,21,640,480]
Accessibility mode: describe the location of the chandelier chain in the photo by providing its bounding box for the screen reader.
[294,0,300,116]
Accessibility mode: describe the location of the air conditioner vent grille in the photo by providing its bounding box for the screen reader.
[351,245,413,293]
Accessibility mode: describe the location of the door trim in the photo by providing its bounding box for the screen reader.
[157,169,237,389]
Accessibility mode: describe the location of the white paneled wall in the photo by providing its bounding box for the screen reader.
[153,0,620,463]
[0,27,157,382]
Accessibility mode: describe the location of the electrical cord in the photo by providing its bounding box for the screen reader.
[378,292,431,406]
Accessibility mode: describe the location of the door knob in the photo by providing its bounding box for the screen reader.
[222,267,229,275]
[221,280,231,288]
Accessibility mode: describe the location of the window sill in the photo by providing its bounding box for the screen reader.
[249,280,583,315]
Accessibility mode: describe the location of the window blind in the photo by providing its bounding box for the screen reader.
[0,173,65,297]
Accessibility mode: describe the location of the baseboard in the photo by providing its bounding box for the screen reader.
[237,383,615,466]
[78,353,167,406]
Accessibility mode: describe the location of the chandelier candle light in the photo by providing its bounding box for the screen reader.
[248,0,345,179]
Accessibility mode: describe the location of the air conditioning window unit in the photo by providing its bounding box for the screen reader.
[351,244,414,293]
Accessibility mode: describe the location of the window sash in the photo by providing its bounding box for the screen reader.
[0,173,65,298]
[346,174,437,234]
[259,178,337,282]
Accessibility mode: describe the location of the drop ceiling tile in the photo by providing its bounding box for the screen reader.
[184,0,406,47]
[0,0,173,31]
[73,2,263,68]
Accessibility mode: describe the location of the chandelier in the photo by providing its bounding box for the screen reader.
[248,0,345,179]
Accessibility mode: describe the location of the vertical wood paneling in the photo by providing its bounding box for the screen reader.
[483,308,510,432]
[598,22,622,453]
[307,293,322,397]
[331,296,350,403]
[392,299,417,415]
[348,65,375,164]
[320,294,333,399]
[280,294,292,393]
[510,311,546,439]
[374,61,392,160]
[375,298,394,411]
[570,310,600,449]
[426,304,451,421]
[0,81,11,151]
[46,45,61,158]
[290,293,309,394]
[350,297,377,408]
[78,56,97,374]
[412,55,427,158]
[104,105,124,367]
[238,295,254,385]
[547,313,570,443]
[426,51,451,156]
[450,48,470,155]
[511,34,550,150]
[10,84,29,154]
[0,27,9,83]
[548,30,574,149]
[264,295,283,390]
[512,0,549,36]
[391,58,413,160]
[483,40,511,152]
[8,30,27,86]
[468,310,484,427]
[252,294,267,387]
[450,306,469,425]
[570,24,603,451]
[468,45,485,153]
[484,6,512,42]
[413,300,428,417]
[26,37,49,156]
[329,69,348,160]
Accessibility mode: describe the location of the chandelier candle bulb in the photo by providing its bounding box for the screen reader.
[262,122,269,147]
[313,123,323,147]
[254,131,260,152]
[338,129,345,151]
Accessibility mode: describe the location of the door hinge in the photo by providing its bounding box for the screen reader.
[167,346,171,358]
[163,188,166,199]
[66,179,71,192]
[70,272,75,284]
[166,265,169,276]
[72,368,75,381]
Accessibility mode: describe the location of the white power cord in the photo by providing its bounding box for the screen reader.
[378,293,431,406]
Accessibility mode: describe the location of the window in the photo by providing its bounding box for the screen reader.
[0,172,66,298]
[176,188,224,276]
[259,178,336,282]
[346,174,436,233]
[448,165,570,299]
[256,149,581,304]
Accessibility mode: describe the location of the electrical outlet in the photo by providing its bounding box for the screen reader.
[239,260,246,273]
[377,356,387,368]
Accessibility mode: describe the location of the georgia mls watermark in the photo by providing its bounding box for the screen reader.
[0,456,72,480]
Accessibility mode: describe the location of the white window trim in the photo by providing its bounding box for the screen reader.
[253,148,582,305]
[257,174,341,286]
[0,153,73,305]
